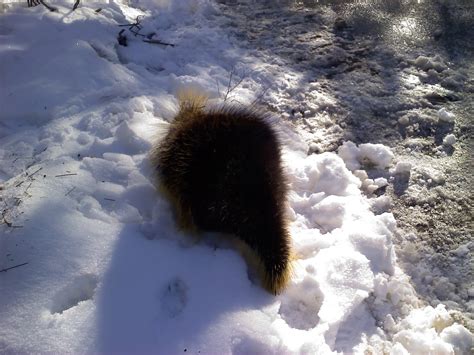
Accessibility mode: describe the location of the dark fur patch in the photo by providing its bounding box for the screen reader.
[152,105,292,294]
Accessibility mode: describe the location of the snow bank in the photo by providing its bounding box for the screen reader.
[0,1,471,354]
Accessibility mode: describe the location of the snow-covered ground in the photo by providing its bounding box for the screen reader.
[0,0,472,353]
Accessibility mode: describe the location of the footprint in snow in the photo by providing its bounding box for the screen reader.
[160,277,188,318]
[278,276,323,330]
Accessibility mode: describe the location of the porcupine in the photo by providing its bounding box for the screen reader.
[150,92,292,294]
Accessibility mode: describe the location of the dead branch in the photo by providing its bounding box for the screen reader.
[72,0,80,11]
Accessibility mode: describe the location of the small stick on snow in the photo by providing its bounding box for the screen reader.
[0,262,29,273]
[72,0,80,11]
[29,167,43,177]
[142,39,175,47]
[104,198,116,202]
[223,66,247,103]
[55,173,78,177]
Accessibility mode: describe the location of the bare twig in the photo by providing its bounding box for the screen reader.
[223,66,247,103]
[0,262,29,273]
[65,187,76,196]
[118,16,175,47]
[104,198,116,202]
[223,68,234,102]
[118,16,143,32]
[55,173,77,177]
[28,167,43,178]
[72,0,80,11]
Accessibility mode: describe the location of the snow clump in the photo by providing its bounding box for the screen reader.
[438,108,456,123]
[443,134,456,146]
[338,141,395,171]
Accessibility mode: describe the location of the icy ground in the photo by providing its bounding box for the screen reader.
[217,0,474,331]
[0,0,472,354]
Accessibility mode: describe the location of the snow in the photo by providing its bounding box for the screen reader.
[391,161,413,175]
[438,108,456,123]
[443,134,457,146]
[413,55,447,73]
[393,305,473,355]
[0,1,472,354]
[338,141,395,171]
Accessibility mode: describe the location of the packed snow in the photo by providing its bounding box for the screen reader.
[0,1,472,354]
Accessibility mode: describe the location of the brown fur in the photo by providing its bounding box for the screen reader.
[150,93,292,294]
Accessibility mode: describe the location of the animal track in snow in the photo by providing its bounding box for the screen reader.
[279,276,323,330]
[50,274,98,314]
[160,277,188,318]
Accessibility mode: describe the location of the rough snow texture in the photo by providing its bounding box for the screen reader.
[0,1,472,354]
